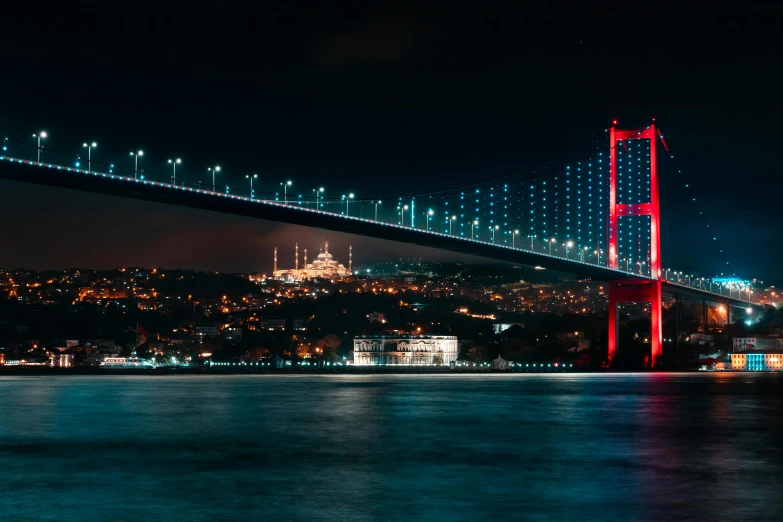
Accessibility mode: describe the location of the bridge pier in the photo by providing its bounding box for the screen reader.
[608,279,663,368]
[702,299,708,333]
[675,293,681,357]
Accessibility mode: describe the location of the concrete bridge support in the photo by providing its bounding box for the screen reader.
[608,279,663,368]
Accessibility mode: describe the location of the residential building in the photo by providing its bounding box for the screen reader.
[732,337,783,352]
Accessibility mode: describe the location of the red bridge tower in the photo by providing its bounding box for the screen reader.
[607,122,663,367]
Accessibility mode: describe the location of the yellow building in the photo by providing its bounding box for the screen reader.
[731,353,783,371]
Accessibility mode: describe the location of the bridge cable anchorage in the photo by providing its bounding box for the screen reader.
[657,127,737,278]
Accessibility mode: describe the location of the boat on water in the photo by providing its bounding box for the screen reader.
[100,357,154,368]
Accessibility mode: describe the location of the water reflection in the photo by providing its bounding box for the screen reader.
[0,373,781,520]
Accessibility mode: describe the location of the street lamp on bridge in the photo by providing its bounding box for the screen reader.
[426,209,434,231]
[347,193,354,215]
[208,166,221,192]
[565,241,573,259]
[129,150,143,179]
[549,238,556,255]
[512,230,519,248]
[281,180,292,204]
[83,142,97,172]
[449,216,457,235]
[246,174,258,197]
[32,131,47,162]
[207,165,220,192]
[167,158,181,184]
[490,224,498,243]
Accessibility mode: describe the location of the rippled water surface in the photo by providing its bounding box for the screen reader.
[1,373,782,521]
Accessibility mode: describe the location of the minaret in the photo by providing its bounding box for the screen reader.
[325,240,329,254]
[295,242,299,271]
[304,249,308,269]
[274,247,278,273]
[349,245,352,274]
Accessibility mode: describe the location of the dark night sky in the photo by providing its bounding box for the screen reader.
[1,2,781,277]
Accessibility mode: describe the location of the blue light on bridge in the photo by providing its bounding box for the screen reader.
[712,277,748,285]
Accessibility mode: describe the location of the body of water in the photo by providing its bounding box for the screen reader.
[1,373,781,520]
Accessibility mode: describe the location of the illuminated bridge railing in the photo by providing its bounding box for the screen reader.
[660,277,758,303]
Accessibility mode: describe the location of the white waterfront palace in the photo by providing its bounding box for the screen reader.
[353,335,459,366]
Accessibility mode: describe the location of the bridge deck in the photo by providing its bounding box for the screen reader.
[1,156,640,280]
[0,156,763,309]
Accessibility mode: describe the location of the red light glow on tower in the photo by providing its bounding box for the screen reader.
[607,122,663,368]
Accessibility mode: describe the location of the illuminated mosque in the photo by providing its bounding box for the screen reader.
[272,241,352,280]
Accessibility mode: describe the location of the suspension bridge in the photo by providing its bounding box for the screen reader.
[0,122,765,367]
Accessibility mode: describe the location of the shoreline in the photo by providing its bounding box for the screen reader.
[0,366,701,376]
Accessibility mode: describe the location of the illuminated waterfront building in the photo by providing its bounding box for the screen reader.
[100,357,153,368]
[49,353,75,368]
[273,241,352,280]
[731,353,783,371]
[353,335,458,365]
